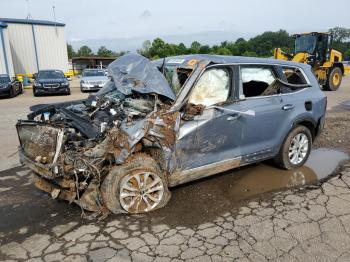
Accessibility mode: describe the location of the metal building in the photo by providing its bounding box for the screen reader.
[0,22,15,77]
[0,18,69,76]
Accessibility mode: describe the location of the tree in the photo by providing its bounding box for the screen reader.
[77,45,93,57]
[97,46,114,57]
[344,49,350,60]
[190,41,201,53]
[138,40,152,57]
[67,44,76,59]
[328,27,350,42]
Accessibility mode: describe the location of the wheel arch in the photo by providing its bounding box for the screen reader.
[333,62,344,75]
[292,117,317,141]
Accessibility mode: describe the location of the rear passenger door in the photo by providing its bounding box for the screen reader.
[235,65,293,162]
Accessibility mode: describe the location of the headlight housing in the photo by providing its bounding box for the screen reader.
[33,82,41,87]
[61,81,69,87]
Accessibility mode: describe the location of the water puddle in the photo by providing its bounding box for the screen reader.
[151,148,348,226]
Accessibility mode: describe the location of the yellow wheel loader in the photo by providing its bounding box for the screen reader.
[274,32,350,91]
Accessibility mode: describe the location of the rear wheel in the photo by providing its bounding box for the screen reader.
[101,154,171,214]
[274,126,312,170]
[324,67,342,91]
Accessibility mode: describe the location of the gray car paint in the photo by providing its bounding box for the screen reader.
[161,55,326,185]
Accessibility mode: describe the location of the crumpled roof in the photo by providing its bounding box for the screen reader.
[108,53,176,100]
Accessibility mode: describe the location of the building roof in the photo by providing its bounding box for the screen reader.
[0,18,65,27]
[0,22,7,28]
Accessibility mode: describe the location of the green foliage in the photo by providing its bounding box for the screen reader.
[344,49,350,60]
[139,30,295,59]
[328,27,350,42]
[77,45,93,57]
[97,46,114,57]
[67,44,75,59]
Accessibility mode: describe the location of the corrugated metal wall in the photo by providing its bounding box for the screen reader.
[34,25,68,72]
[0,28,7,75]
[0,28,15,76]
[6,23,38,74]
[5,22,68,75]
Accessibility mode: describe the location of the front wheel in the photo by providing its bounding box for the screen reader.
[274,126,312,170]
[101,154,171,214]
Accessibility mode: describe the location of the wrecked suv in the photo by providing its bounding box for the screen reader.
[16,54,326,215]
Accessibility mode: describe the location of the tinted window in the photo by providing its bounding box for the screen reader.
[83,70,105,77]
[240,66,277,97]
[38,71,64,79]
[188,68,230,107]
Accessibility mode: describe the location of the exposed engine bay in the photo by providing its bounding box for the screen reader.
[16,54,182,217]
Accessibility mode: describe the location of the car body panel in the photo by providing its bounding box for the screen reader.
[0,74,22,97]
[16,54,326,212]
[33,70,70,95]
[80,69,109,91]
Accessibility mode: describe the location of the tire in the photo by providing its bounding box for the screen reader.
[19,83,23,94]
[33,87,39,97]
[66,89,71,95]
[101,154,171,214]
[324,67,342,91]
[9,87,15,98]
[274,125,312,170]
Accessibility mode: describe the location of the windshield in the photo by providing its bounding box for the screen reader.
[38,71,65,79]
[83,70,105,77]
[0,75,10,84]
[295,35,317,54]
[162,65,193,95]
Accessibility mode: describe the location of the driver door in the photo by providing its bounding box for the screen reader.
[171,66,245,185]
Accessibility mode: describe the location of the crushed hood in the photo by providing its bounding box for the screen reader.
[107,54,176,101]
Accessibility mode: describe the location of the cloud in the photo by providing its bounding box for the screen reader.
[139,10,152,19]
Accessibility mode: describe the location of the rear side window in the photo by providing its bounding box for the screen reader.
[240,66,277,98]
[282,67,308,85]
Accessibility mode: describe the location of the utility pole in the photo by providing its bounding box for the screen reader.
[25,0,32,19]
[52,4,58,35]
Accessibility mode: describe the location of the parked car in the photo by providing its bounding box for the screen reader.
[16,54,326,215]
[80,69,109,92]
[32,70,70,96]
[0,74,22,98]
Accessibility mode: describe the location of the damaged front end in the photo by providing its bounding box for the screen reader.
[16,54,180,214]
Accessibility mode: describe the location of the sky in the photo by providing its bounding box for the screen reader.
[1,0,350,45]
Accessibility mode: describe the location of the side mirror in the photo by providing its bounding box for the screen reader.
[32,74,37,80]
[11,76,18,82]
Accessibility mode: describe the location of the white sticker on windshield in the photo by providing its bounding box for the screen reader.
[167,59,185,64]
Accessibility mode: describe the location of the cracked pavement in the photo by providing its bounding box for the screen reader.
[1,162,350,261]
[1,77,350,261]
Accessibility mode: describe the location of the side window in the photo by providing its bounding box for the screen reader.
[281,67,308,85]
[188,68,230,107]
[240,66,277,97]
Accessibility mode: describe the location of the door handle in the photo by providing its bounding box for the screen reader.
[227,114,240,121]
[282,104,295,111]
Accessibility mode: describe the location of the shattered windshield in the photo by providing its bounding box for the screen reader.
[295,35,317,54]
[101,54,176,101]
